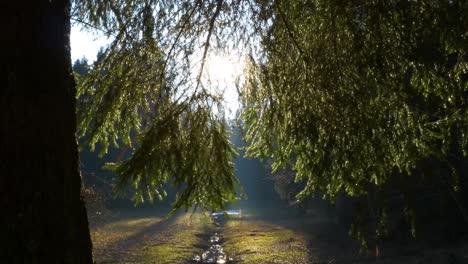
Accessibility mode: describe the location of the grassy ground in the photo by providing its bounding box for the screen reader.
[89,207,362,263]
[135,213,213,264]
[90,215,167,263]
[222,218,309,263]
[90,211,214,264]
[89,207,468,263]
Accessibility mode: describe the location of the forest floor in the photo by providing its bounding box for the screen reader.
[89,206,468,264]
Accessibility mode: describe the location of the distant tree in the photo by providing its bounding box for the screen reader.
[73,57,90,76]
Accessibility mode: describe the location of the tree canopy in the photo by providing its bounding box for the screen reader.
[72,0,251,211]
[241,0,467,246]
[72,0,467,241]
[244,0,468,195]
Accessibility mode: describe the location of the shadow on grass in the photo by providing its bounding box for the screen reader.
[91,210,184,263]
[222,205,468,264]
[218,205,369,264]
[93,210,227,264]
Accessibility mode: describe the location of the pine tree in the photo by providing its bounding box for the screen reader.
[241,0,468,248]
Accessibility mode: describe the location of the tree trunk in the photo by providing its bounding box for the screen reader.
[0,1,93,263]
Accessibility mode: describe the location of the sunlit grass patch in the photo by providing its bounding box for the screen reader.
[91,217,164,246]
[110,218,162,231]
[90,212,313,263]
[135,213,213,264]
[91,216,165,263]
[138,230,202,263]
[223,219,309,263]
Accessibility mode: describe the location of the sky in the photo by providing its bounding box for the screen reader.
[70,25,242,116]
[70,25,112,63]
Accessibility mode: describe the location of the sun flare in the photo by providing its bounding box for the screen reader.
[206,54,243,85]
[205,53,245,115]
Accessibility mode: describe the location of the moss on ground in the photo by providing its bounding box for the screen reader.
[91,216,165,263]
[91,213,215,263]
[91,212,311,263]
[223,219,309,263]
[133,213,213,264]
[90,210,468,264]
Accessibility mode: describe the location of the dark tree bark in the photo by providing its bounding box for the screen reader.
[0,1,93,263]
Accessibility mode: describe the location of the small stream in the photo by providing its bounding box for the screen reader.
[192,210,241,263]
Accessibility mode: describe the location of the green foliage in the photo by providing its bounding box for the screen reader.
[72,0,245,212]
[105,106,240,211]
[76,42,165,155]
[72,0,467,246]
[241,0,467,246]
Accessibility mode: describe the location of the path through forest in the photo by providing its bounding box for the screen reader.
[89,207,468,263]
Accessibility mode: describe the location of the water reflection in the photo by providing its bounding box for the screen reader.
[192,210,241,263]
[211,210,242,217]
